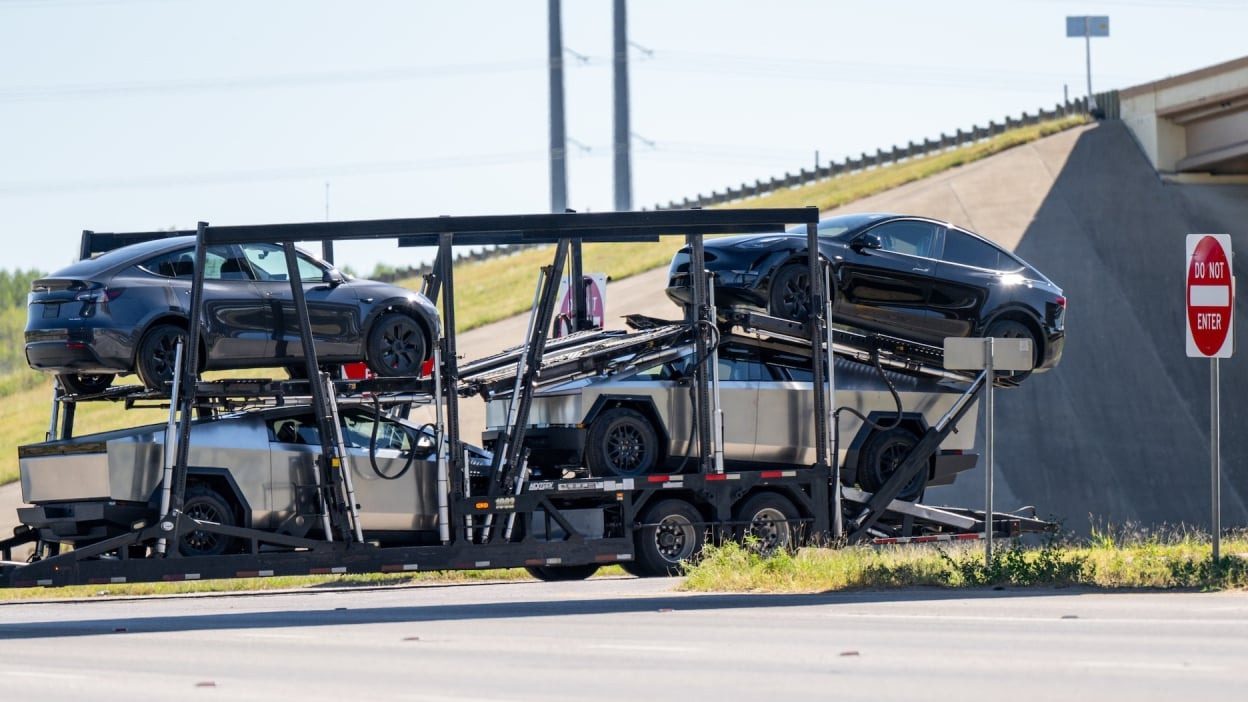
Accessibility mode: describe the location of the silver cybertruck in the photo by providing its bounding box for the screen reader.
[18,405,491,555]
[484,333,978,502]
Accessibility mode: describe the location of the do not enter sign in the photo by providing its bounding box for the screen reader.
[1186,234,1234,358]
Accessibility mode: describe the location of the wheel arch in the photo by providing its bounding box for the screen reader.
[148,467,253,529]
[129,313,208,372]
[363,298,438,361]
[982,306,1046,363]
[582,394,672,466]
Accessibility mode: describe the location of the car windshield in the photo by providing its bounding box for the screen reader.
[786,213,891,239]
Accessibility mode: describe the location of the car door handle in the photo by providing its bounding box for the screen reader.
[912,266,931,273]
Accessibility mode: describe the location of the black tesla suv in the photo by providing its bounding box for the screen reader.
[667,213,1065,377]
[26,236,440,394]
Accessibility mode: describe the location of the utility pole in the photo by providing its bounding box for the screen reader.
[548,0,568,213]
[612,0,632,211]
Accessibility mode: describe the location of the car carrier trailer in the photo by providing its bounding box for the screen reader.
[1,208,1052,588]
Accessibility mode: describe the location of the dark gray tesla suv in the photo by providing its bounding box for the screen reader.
[25,236,439,393]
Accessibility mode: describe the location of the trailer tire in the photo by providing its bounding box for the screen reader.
[525,564,600,581]
[631,499,705,577]
[586,407,660,477]
[179,484,238,558]
[857,426,927,503]
[734,493,801,556]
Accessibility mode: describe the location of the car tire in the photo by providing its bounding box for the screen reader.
[630,499,705,577]
[733,493,801,556]
[525,564,600,581]
[857,426,927,503]
[57,372,115,395]
[767,263,815,321]
[366,312,428,377]
[136,324,189,391]
[180,483,238,558]
[984,319,1037,383]
[585,407,660,478]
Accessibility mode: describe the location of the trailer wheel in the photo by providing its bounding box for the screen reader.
[525,564,600,581]
[631,499,705,577]
[734,493,800,556]
[858,426,927,503]
[179,484,238,558]
[586,407,659,477]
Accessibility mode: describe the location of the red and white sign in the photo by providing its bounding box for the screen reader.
[552,273,607,338]
[1186,234,1234,358]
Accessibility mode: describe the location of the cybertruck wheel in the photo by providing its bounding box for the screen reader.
[136,324,189,391]
[768,264,813,321]
[57,372,115,395]
[586,407,659,478]
[180,484,238,558]
[366,312,428,377]
[857,427,927,503]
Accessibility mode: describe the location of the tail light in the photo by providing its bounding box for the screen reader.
[74,287,124,303]
[1056,295,1067,308]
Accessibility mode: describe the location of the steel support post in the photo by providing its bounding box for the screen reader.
[807,219,829,469]
[570,238,587,332]
[687,232,712,472]
[283,242,356,543]
[166,222,210,536]
[155,340,184,556]
[984,337,995,565]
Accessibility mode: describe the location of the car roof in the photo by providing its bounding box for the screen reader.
[45,235,196,279]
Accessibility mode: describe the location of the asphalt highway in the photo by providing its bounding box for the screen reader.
[2,577,1245,701]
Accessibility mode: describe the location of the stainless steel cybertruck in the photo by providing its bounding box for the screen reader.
[18,405,491,555]
[482,332,978,502]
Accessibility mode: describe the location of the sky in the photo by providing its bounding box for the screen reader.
[1,0,1246,275]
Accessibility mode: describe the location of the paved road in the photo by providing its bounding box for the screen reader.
[2,578,1245,701]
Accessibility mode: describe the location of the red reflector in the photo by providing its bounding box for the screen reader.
[343,362,370,380]
[705,474,728,481]
[942,449,965,456]
[760,470,784,479]
[420,357,434,378]
[647,475,670,483]
[1056,295,1067,308]
[66,341,87,350]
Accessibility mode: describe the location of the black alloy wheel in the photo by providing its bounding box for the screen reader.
[857,426,927,503]
[57,372,115,395]
[179,484,238,558]
[136,324,189,391]
[768,264,814,321]
[586,407,659,478]
[367,312,427,377]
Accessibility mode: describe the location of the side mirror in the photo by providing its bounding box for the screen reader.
[322,268,345,286]
[411,431,436,457]
[850,233,882,252]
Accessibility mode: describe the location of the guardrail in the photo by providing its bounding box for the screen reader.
[653,98,1092,211]
[373,97,1101,283]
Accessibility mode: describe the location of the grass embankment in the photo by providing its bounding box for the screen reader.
[682,532,1248,593]
[0,113,1087,485]
[0,565,626,601]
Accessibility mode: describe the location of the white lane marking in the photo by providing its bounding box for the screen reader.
[589,643,700,653]
[0,671,89,680]
[1079,660,1225,673]
[825,612,1248,626]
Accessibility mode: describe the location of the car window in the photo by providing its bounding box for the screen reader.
[760,350,819,381]
[717,347,767,381]
[942,229,1006,270]
[868,221,938,258]
[241,243,326,282]
[138,245,245,280]
[341,410,412,451]
[268,416,322,446]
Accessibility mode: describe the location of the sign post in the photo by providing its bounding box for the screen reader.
[1186,234,1234,561]
[1066,16,1109,109]
[944,336,1033,566]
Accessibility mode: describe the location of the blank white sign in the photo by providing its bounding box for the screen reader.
[944,337,1034,372]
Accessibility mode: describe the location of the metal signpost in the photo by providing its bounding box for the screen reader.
[1186,234,1234,561]
[1066,16,1109,109]
[944,337,1033,564]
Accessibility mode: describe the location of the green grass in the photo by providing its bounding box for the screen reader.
[0,565,626,601]
[681,530,1248,593]
[0,113,1088,487]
